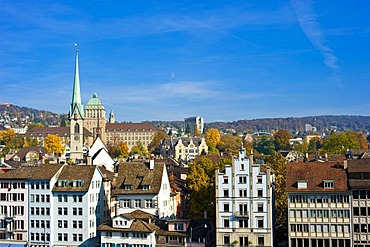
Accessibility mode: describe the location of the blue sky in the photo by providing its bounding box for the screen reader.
[1,1,369,122]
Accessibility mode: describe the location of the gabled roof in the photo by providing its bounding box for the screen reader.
[98,219,159,233]
[122,209,156,220]
[347,159,370,173]
[0,164,64,180]
[286,161,348,192]
[11,146,48,161]
[162,137,204,147]
[113,161,165,195]
[88,137,107,156]
[52,165,98,192]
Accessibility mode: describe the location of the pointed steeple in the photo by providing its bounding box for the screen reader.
[69,44,84,118]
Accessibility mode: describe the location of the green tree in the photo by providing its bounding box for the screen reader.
[254,136,275,155]
[44,134,65,155]
[216,134,241,155]
[274,129,292,150]
[322,132,361,154]
[265,152,287,245]
[185,124,191,136]
[147,130,169,154]
[292,142,308,154]
[60,118,67,127]
[24,136,39,147]
[308,137,322,154]
[186,156,229,220]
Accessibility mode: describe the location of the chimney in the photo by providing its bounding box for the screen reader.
[343,160,348,170]
[149,158,154,170]
[87,156,92,166]
[204,210,207,219]
[0,157,3,165]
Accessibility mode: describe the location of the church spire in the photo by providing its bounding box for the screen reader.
[69,43,84,118]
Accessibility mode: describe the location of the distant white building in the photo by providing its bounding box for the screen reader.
[215,149,274,247]
[160,137,208,162]
[184,116,204,136]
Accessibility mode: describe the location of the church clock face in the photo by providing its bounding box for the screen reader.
[74,135,80,141]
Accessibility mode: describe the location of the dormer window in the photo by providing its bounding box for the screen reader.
[142,185,150,190]
[124,185,132,190]
[58,180,68,187]
[323,180,334,189]
[72,180,84,187]
[297,180,307,189]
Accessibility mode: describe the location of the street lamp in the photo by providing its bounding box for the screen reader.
[190,224,207,247]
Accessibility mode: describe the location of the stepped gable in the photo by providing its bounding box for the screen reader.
[113,161,164,195]
[52,165,97,192]
[286,161,348,192]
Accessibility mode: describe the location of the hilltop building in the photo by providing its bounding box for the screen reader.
[215,149,274,246]
[184,116,204,136]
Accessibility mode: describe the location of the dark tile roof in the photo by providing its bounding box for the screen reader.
[347,159,370,188]
[122,209,156,220]
[12,146,48,161]
[113,161,164,195]
[98,166,115,181]
[286,161,348,192]
[98,219,159,233]
[52,165,98,192]
[0,164,63,180]
[106,122,157,132]
[25,126,92,137]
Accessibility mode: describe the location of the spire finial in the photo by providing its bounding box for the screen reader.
[74,43,78,52]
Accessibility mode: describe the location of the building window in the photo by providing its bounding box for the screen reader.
[241,163,245,170]
[239,175,247,184]
[258,203,263,212]
[224,203,229,212]
[223,176,228,184]
[239,189,247,197]
[239,219,248,228]
[174,223,184,231]
[258,236,264,246]
[257,189,263,197]
[223,189,229,197]
[223,218,230,228]
[257,176,263,184]
[135,199,141,208]
[223,235,230,244]
[257,218,264,228]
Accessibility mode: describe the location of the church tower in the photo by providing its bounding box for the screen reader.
[109,110,115,123]
[69,44,84,162]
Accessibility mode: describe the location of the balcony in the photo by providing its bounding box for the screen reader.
[234,211,249,218]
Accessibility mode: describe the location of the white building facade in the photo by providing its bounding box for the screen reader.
[215,149,274,247]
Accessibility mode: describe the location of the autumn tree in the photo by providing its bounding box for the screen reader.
[130,141,148,158]
[24,136,39,147]
[205,128,221,154]
[292,142,308,154]
[147,130,169,154]
[265,152,287,245]
[193,124,201,137]
[44,134,65,155]
[322,132,362,154]
[117,141,129,158]
[186,156,230,220]
[274,129,292,150]
[216,134,241,156]
[0,129,24,156]
[27,123,44,130]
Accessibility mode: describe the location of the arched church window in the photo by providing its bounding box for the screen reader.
[75,123,80,134]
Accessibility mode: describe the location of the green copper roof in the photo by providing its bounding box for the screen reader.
[69,47,84,118]
[86,92,104,107]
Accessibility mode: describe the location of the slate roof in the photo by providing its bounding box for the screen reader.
[113,161,164,195]
[106,122,157,132]
[347,159,370,173]
[98,219,159,233]
[52,165,98,192]
[25,126,92,137]
[0,164,63,180]
[286,161,348,192]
